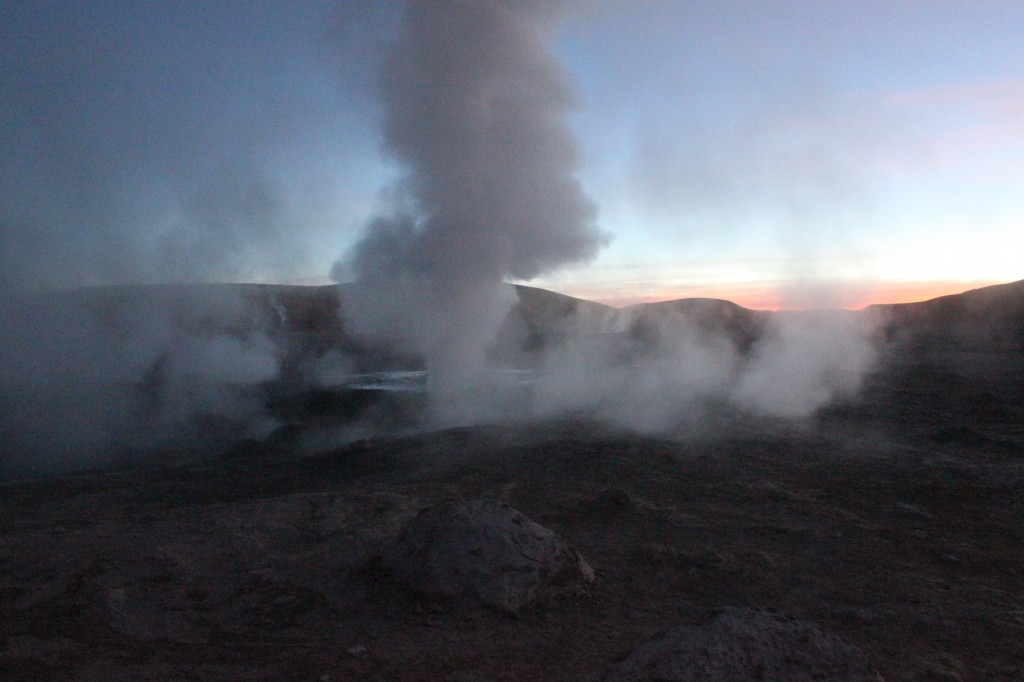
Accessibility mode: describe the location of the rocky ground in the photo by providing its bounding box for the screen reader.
[2,344,1023,681]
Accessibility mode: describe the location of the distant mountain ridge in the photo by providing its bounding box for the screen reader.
[868,279,1024,352]
[46,277,1024,363]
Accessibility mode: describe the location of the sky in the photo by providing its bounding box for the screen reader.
[2,0,1023,310]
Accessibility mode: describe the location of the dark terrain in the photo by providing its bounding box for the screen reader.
[2,281,1023,680]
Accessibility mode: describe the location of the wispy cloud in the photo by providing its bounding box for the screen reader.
[882,78,1024,157]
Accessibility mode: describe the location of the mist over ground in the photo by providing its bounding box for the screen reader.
[1,1,1019,480]
[0,286,284,475]
[6,273,1021,478]
[0,278,883,477]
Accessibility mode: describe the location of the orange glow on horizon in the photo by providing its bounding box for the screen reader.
[552,279,1009,311]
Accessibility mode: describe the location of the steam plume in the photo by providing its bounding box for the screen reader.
[335,0,605,398]
[0,286,281,476]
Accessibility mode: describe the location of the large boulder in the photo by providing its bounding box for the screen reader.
[382,500,594,613]
[608,607,883,682]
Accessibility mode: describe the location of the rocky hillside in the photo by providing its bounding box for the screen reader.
[868,279,1024,353]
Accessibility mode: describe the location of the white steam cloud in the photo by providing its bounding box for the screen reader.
[329,0,883,431]
[0,287,282,476]
[333,0,606,401]
[527,302,880,433]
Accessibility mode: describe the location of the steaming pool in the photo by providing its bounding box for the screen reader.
[327,369,542,392]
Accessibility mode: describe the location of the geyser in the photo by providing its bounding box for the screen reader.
[335,0,605,402]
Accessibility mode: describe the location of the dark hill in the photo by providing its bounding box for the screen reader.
[27,277,1024,364]
[868,279,1024,353]
[621,297,772,355]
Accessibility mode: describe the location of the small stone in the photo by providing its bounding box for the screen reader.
[591,488,638,511]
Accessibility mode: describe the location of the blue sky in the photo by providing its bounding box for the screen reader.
[2,1,1022,308]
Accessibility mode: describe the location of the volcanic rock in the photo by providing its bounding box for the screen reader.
[607,607,883,682]
[381,499,594,614]
[587,487,640,512]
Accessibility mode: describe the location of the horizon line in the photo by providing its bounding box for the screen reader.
[48,276,1021,313]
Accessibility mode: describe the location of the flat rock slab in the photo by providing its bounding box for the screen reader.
[382,499,594,613]
[608,607,883,682]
